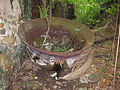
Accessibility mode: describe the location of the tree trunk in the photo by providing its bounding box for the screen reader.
[0,0,32,21]
[0,0,21,21]
[20,0,32,20]
[0,0,25,89]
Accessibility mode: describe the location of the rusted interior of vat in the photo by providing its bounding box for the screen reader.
[18,17,95,58]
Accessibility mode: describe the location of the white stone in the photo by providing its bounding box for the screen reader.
[50,72,57,77]
[53,85,57,89]
[34,77,38,80]
[79,75,88,83]
[66,58,76,67]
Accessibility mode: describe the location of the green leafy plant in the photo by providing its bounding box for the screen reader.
[70,0,113,26]
[73,0,100,25]
[32,41,74,52]
[104,54,113,61]
[53,0,114,26]
[116,73,120,76]
[51,47,66,52]
[105,4,118,15]
[97,28,106,36]
[38,5,48,18]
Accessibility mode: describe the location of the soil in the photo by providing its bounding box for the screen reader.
[9,59,88,90]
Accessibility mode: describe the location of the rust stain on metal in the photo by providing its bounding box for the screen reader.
[18,17,95,59]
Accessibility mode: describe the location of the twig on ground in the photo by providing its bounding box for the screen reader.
[113,0,120,88]
[113,24,120,87]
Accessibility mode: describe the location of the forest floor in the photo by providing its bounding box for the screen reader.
[9,18,120,90]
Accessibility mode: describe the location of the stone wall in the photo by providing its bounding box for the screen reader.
[0,0,25,89]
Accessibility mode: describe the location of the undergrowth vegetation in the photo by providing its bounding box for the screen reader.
[52,0,118,27]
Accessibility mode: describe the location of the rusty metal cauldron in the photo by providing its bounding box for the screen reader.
[18,17,95,80]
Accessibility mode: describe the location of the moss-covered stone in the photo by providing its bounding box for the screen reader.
[0,54,12,73]
[3,36,15,44]
[0,54,12,90]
